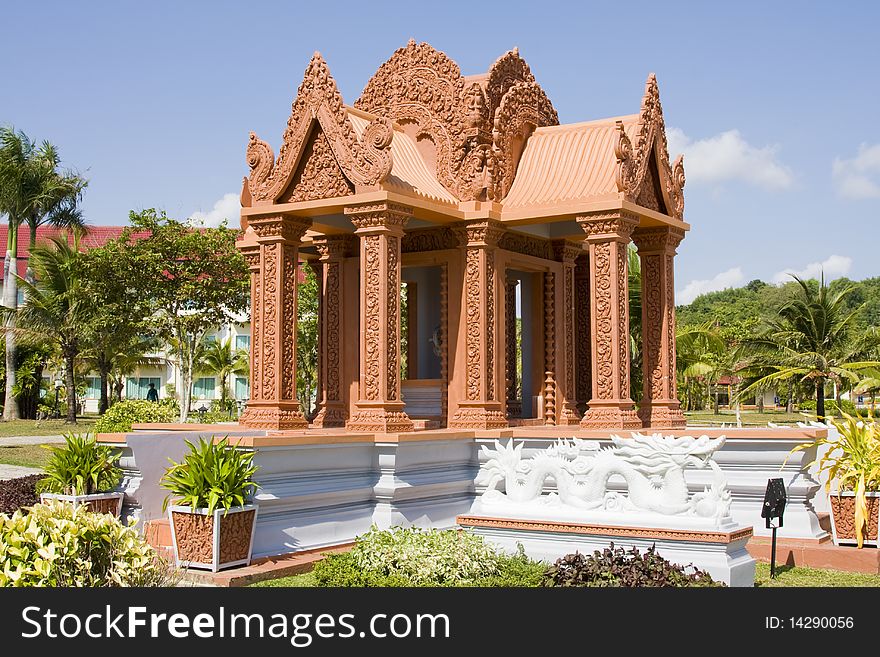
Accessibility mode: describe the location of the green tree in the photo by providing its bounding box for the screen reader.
[80,238,152,414]
[675,322,725,411]
[297,263,318,416]
[7,235,90,423]
[0,127,85,419]
[199,337,248,412]
[122,210,248,422]
[736,275,880,421]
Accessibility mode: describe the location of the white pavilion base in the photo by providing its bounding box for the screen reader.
[459,503,756,587]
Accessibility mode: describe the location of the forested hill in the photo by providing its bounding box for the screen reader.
[676,276,880,330]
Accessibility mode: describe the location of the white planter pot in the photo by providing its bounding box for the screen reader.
[40,491,124,517]
[829,490,880,547]
[167,504,258,572]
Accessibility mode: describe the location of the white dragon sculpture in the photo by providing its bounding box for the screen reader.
[480,433,732,520]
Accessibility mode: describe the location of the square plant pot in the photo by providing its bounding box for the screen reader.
[40,491,124,517]
[829,491,879,547]
[167,505,258,572]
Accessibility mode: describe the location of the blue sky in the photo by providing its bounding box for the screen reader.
[3,1,878,302]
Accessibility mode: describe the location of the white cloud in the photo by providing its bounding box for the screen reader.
[771,255,852,285]
[667,128,795,190]
[832,143,880,199]
[676,267,745,305]
[187,192,240,228]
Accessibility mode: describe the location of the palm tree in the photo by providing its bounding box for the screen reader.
[736,275,880,421]
[6,234,90,423]
[198,337,248,412]
[675,322,725,411]
[0,127,86,419]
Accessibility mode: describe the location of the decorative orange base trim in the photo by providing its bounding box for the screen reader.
[580,405,642,430]
[311,405,347,428]
[457,515,753,545]
[240,405,308,430]
[557,403,582,426]
[449,407,509,429]
[637,403,687,429]
[346,408,415,433]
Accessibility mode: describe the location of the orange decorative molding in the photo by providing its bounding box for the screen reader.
[347,203,414,433]
[578,211,640,430]
[633,226,686,428]
[456,515,754,545]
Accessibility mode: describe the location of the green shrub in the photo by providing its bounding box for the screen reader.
[161,436,258,513]
[542,544,722,587]
[0,500,174,587]
[94,399,177,433]
[798,398,858,416]
[187,409,236,424]
[35,433,122,495]
[312,526,544,587]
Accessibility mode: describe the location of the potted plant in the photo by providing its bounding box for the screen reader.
[161,436,259,571]
[792,413,880,547]
[37,433,125,516]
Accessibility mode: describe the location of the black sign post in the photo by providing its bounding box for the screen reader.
[761,478,787,579]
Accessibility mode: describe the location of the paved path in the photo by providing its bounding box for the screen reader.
[0,434,65,447]
[0,464,43,480]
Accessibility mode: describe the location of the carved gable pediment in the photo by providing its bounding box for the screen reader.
[617,74,685,219]
[247,53,393,203]
[278,125,354,203]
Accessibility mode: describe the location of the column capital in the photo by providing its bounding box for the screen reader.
[551,238,586,264]
[632,226,685,254]
[345,202,412,235]
[453,218,505,248]
[576,210,639,242]
[248,214,311,243]
[313,234,356,260]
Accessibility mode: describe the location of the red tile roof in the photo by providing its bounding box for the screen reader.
[0,225,143,277]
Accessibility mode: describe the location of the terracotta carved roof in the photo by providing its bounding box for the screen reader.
[243,42,685,221]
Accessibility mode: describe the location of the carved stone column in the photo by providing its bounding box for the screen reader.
[310,235,354,428]
[542,271,556,426]
[633,226,687,429]
[345,202,414,433]
[552,240,584,425]
[574,253,592,417]
[577,211,641,429]
[449,220,508,429]
[504,275,521,419]
[239,215,311,430]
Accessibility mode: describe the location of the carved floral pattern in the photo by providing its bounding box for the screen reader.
[281,246,298,401]
[386,235,400,402]
[261,243,278,401]
[592,242,613,400]
[279,128,353,203]
[575,255,591,415]
[491,81,559,200]
[464,248,481,401]
[362,236,381,401]
[401,227,458,253]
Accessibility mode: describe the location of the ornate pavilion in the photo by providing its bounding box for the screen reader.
[236,41,689,433]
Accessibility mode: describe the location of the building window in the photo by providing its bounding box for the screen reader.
[234,376,249,400]
[235,334,250,351]
[203,334,217,345]
[85,377,101,399]
[193,376,216,400]
[126,377,161,400]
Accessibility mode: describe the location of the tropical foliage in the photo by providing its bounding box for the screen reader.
[93,399,177,433]
[0,500,172,587]
[0,127,85,420]
[160,436,258,514]
[791,413,880,547]
[35,432,122,496]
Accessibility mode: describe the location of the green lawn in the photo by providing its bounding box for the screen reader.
[0,443,51,468]
[0,417,97,437]
[248,564,880,588]
[754,563,880,587]
[685,410,814,427]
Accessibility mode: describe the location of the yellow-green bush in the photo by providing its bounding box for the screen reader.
[0,500,173,587]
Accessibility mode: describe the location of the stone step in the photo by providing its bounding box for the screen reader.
[747,535,880,574]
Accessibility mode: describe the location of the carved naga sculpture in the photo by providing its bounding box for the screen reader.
[480,433,732,520]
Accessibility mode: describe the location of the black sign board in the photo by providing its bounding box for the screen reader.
[761,477,787,528]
